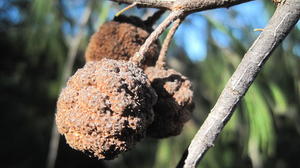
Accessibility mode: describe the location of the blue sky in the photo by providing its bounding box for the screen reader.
[174,0,269,61]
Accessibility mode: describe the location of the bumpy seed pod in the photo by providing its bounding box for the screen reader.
[85,15,160,67]
[56,59,157,159]
[145,67,194,138]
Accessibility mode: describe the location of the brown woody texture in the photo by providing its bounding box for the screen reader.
[145,67,194,138]
[56,59,157,159]
[85,15,160,68]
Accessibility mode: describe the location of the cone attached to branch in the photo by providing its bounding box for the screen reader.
[145,66,194,138]
[85,15,160,68]
[56,59,157,159]
[144,16,194,138]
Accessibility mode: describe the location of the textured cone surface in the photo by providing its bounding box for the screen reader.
[56,59,157,159]
[145,67,194,138]
[85,15,160,67]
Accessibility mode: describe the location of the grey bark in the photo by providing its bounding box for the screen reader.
[177,1,300,168]
[173,0,252,12]
[110,0,252,11]
[110,0,175,9]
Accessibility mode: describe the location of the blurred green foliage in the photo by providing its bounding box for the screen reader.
[0,0,299,168]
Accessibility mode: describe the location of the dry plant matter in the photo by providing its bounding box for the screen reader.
[56,9,192,160]
[56,59,157,159]
[110,0,299,167]
[145,67,194,138]
[145,17,194,138]
[85,15,160,68]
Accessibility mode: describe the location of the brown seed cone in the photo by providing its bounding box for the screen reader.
[145,67,194,138]
[85,15,160,67]
[56,59,157,159]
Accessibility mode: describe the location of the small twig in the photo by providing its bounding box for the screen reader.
[254,28,264,31]
[130,10,184,65]
[177,1,300,167]
[144,9,165,26]
[156,18,183,69]
[115,2,138,16]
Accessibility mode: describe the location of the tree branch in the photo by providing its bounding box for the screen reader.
[110,0,253,12]
[130,10,184,65]
[156,18,183,69]
[177,1,300,168]
[172,0,252,12]
[110,0,175,9]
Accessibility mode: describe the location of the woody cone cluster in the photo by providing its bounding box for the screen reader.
[56,15,194,160]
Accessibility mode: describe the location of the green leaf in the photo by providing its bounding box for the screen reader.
[269,83,288,115]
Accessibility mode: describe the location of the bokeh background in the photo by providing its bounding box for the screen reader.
[1,0,300,168]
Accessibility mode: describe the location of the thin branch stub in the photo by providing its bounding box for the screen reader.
[115,2,138,16]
